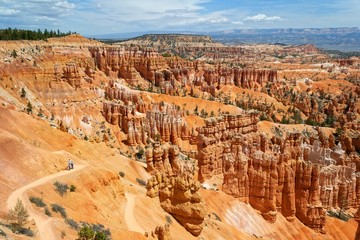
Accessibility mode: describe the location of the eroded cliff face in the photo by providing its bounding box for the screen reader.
[89,46,278,97]
[102,82,190,146]
[193,114,359,233]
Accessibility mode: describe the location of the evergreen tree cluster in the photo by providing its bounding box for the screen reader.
[0,28,76,40]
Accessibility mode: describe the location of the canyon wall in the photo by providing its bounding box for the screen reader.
[195,115,359,232]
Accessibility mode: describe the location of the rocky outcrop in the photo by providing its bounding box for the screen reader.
[234,68,277,89]
[102,83,190,145]
[294,160,326,231]
[196,113,259,181]
[146,144,182,175]
[89,47,167,86]
[53,62,82,88]
[145,224,172,240]
[147,172,206,236]
[145,139,204,236]
[62,62,81,88]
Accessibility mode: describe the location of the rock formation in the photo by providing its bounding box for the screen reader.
[147,172,206,236]
[145,224,172,240]
[102,82,191,145]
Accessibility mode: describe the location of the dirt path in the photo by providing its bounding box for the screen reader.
[124,192,144,233]
[6,164,88,240]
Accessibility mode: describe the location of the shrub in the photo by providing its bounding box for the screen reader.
[281,116,290,124]
[37,108,44,117]
[54,181,68,196]
[78,225,95,240]
[136,148,145,159]
[100,228,111,238]
[26,101,32,114]
[29,196,46,207]
[136,178,146,186]
[323,115,335,127]
[65,218,79,230]
[18,227,34,237]
[212,212,222,222]
[92,224,111,238]
[327,210,351,222]
[165,215,172,224]
[0,229,6,237]
[77,222,111,239]
[95,231,107,240]
[293,110,303,124]
[61,231,66,239]
[119,171,125,177]
[335,128,344,137]
[259,114,268,121]
[44,207,52,217]
[20,88,26,98]
[70,184,76,192]
[91,223,105,232]
[305,118,320,126]
[10,49,17,58]
[51,204,67,218]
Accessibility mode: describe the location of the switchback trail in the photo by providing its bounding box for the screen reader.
[6,164,88,240]
[124,192,144,233]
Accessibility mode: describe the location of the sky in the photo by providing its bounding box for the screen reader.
[0,0,359,36]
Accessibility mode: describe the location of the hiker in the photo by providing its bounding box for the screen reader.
[70,159,74,169]
[67,159,71,170]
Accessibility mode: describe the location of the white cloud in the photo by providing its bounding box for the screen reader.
[0,0,75,19]
[34,16,57,22]
[71,1,249,34]
[231,21,244,25]
[0,7,19,16]
[244,14,283,22]
[0,0,76,30]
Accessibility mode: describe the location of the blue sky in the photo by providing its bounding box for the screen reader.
[0,0,359,35]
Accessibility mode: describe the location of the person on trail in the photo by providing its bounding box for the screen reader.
[67,159,71,170]
[70,159,74,169]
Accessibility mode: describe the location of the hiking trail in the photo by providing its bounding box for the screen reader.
[6,164,88,240]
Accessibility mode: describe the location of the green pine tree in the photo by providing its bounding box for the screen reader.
[8,199,29,231]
